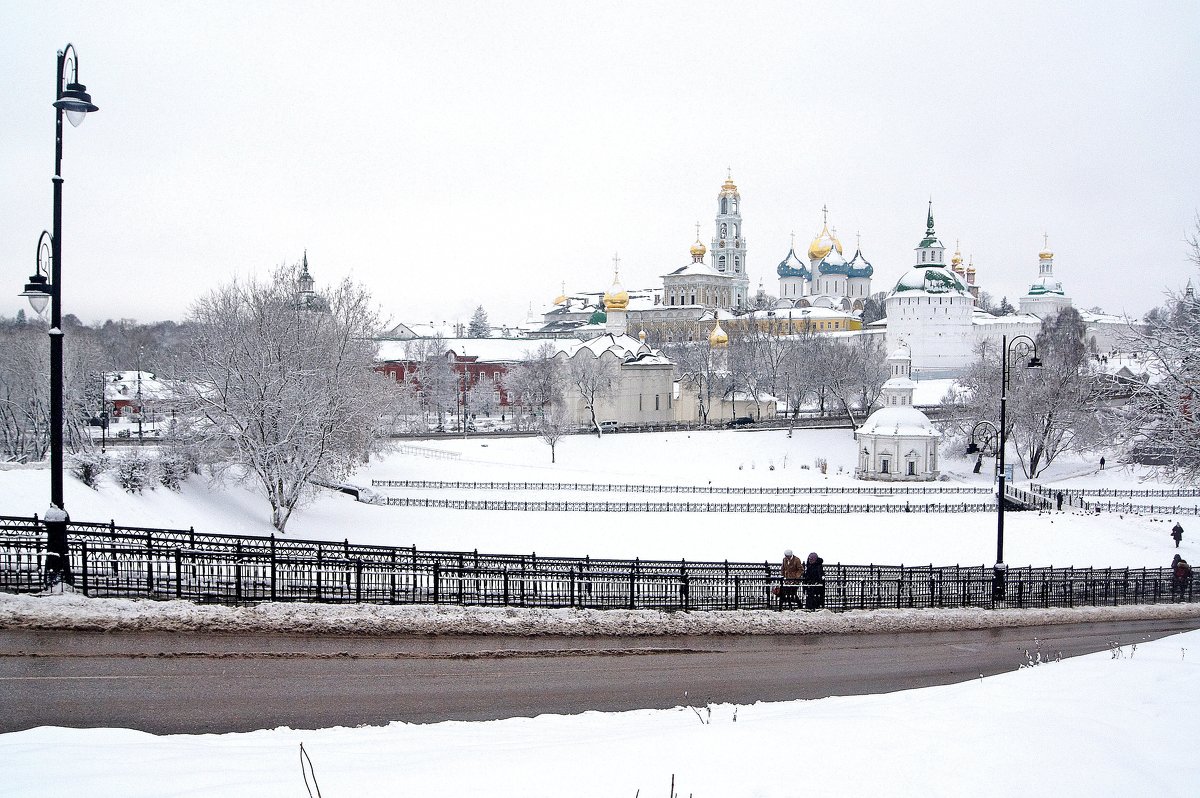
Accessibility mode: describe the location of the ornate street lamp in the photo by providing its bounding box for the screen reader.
[17,44,99,588]
[990,334,1042,599]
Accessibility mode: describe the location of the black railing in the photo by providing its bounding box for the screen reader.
[378,497,996,513]
[371,479,994,496]
[2,515,1195,611]
[1027,483,1200,516]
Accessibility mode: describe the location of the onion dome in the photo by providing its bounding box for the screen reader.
[708,320,729,348]
[638,329,647,343]
[777,239,811,279]
[690,239,708,260]
[603,258,629,311]
[847,246,874,279]
[553,280,568,305]
[718,174,739,197]
[808,223,843,261]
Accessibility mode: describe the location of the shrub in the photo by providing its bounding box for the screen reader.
[69,452,110,489]
[114,451,154,494]
[157,451,192,491]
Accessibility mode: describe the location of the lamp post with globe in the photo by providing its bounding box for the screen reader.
[17,44,99,587]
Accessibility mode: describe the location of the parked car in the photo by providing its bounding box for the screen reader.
[599,420,619,432]
[730,416,755,427]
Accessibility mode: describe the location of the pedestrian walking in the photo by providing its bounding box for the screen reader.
[803,551,825,610]
[1056,491,1064,511]
[1099,456,1106,470]
[781,549,803,608]
[1172,521,1184,548]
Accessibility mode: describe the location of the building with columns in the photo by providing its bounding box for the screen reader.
[855,346,941,481]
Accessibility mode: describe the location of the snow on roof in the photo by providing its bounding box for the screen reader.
[858,406,940,437]
[104,371,181,402]
[376,338,579,363]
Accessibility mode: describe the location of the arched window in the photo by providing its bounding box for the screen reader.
[735,257,741,273]
[718,255,726,271]
[720,198,728,214]
[720,223,728,238]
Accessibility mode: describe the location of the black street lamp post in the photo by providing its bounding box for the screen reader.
[17,44,99,588]
[968,334,1041,600]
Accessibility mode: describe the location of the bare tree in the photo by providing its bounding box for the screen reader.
[503,342,561,430]
[538,401,571,463]
[177,262,393,531]
[950,309,1104,478]
[562,351,619,435]
[1115,241,1200,480]
[403,336,456,430]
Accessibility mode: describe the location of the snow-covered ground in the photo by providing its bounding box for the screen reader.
[4,428,1199,794]
[2,429,1193,568]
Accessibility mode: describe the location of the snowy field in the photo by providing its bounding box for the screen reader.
[4,428,1199,795]
[2,429,1193,569]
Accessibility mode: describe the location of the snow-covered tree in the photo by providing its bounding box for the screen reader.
[562,352,619,436]
[177,262,393,531]
[503,342,561,429]
[403,337,457,429]
[949,309,1104,477]
[467,306,490,338]
[1115,229,1200,480]
[538,401,571,463]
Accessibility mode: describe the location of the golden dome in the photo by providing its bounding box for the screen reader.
[808,223,843,261]
[951,241,963,266]
[708,320,729,348]
[638,329,647,343]
[719,177,739,197]
[690,239,707,258]
[554,293,568,305]
[1039,249,1054,260]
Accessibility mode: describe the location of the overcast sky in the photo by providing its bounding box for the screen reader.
[2,1,1198,330]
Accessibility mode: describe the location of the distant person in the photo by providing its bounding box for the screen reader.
[781,549,803,608]
[1099,456,1106,470]
[803,551,825,610]
[1172,522,1184,548]
[1056,491,1064,511]
[1171,555,1192,600]
[973,455,983,474]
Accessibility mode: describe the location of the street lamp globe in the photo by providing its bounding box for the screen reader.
[54,81,99,126]
[20,274,52,316]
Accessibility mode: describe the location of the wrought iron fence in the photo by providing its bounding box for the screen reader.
[371,479,994,496]
[2,515,1195,611]
[378,497,996,513]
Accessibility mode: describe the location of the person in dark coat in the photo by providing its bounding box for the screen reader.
[781,549,803,608]
[1056,491,1064,511]
[803,551,825,610]
[1171,522,1184,548]
[1171,555,1192,600]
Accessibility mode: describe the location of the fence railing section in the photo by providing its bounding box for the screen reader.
[1030,484,1200,499]
[371,479,995,496]
[1027,483,1200,516]
[2,515,1195,612]
[379,497,996,514]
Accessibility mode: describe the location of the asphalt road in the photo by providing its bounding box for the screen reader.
[2,617,1196,735]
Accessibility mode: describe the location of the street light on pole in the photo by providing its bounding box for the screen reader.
[17,43,99,588]
[980,334,1041,600]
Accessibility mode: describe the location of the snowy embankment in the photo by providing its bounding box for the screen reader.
[2,626,1198,797]
[4,591,1200,636]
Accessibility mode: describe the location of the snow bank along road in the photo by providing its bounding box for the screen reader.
[3,597,1199,734]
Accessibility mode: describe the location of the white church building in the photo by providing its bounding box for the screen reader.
[855,346,942,481]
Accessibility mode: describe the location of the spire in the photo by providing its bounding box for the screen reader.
[926,199,935,237]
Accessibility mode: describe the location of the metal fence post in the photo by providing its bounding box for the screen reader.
[270,534,277,602]
[80,541,89,597]
[175,548,182,599]
[355,559,363,603]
